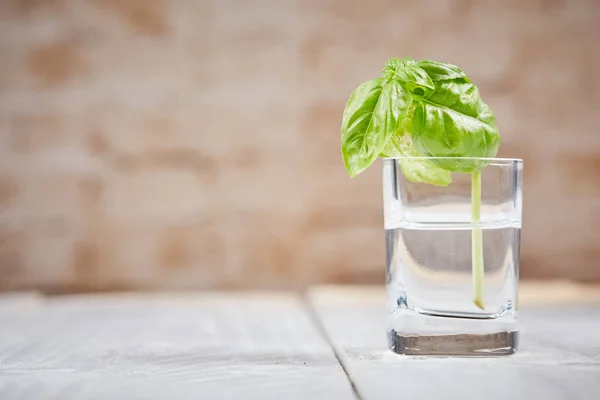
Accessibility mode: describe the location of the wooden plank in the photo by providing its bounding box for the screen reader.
[309,284,600,400]
[0,292,356,400]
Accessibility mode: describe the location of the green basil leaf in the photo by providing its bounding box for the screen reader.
[341,78,411,178]
[415,60,468,81]
[379,103,415,157]
[382,57,415,73]
[383,58,434,94]
[400,156,452,186]
[410,76,500,172]
[381,132,452,187]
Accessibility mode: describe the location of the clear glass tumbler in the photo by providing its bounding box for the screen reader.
[384,157,523,356]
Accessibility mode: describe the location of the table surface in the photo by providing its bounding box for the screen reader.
[1,282,600,400]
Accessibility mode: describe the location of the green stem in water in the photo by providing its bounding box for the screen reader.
[471,170,485,310]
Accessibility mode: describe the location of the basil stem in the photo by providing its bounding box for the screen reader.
[471,170,485,310]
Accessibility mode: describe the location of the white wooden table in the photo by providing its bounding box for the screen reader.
[1,282,600,400]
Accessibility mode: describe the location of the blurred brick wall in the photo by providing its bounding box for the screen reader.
[1,0,599,292]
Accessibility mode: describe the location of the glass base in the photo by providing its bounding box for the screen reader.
[388,330,518,356]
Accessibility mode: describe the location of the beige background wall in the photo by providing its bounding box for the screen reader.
[1,0,599,292]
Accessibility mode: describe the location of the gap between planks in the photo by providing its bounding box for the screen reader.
[304,296,364,400]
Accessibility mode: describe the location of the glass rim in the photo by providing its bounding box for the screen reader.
[383,156,523,164]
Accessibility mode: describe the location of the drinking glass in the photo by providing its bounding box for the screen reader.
[384,157,523,356]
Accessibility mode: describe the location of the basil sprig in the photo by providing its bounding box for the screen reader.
[341,57,500,182]
[341,58,501,309]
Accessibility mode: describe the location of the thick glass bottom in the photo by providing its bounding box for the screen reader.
[388,330,518,356]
